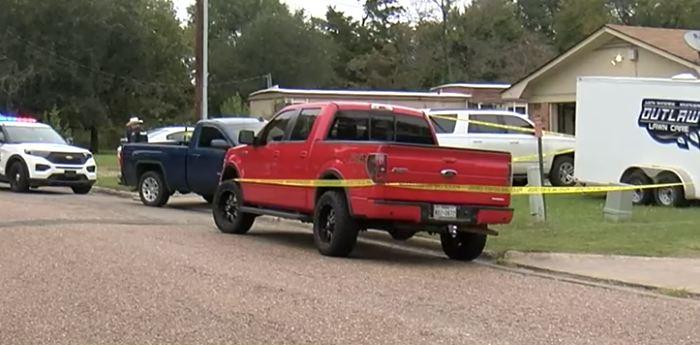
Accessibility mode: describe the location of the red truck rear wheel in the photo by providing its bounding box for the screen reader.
[313,190,360,257]
[440,232,487,261]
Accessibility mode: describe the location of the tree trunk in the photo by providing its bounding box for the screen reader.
[90,126,99,153]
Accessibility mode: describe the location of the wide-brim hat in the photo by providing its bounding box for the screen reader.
[126,117,143,126]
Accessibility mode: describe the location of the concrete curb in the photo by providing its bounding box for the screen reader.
[497,251,700,299]
[92,186,134,199]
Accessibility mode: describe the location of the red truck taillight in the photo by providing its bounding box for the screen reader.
[365,153,387,183]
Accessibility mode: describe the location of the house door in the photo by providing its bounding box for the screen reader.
[557,102,576,135]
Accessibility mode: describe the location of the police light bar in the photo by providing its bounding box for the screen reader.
[0,115,37,122]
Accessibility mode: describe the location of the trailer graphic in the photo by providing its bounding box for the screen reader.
[637,98,700,149]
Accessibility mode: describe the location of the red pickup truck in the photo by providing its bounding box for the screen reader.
[212,102,514,261]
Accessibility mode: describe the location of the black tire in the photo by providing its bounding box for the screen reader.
[212,180,256,234]
[620,170,654,206]
[440,231,487,261]
[8,161,30,193]
[71,185,92,194]
[138,170,170,207]
[512,179,528,187]
[202,194,214,204]
[313,190,360,257]
[653,172,689,208]
[388,230,415,241]
[549,155,575,186]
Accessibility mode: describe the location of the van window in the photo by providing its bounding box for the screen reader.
[430,114,458,134]
[326,110,436,145]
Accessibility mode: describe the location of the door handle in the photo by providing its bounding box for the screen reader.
[192,153,201,157]
[272,150,280,158]
[472,140,483,144]
[300,151,308,158]
[509,141,519,144]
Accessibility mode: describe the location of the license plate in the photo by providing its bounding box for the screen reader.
[433,205,457,220]
[65,170,76,176]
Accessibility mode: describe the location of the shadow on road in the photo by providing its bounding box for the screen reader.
[0,185,66,195]
[247,229,458,266]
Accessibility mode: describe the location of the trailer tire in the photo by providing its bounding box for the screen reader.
[313,190,360,257]
[620,170,654,206]
[653,172,689,208]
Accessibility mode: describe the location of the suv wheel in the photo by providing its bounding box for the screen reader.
[8,161,30,193]
[549,155,575,186]
[313,190,360,257]
[440,231,487,261]
[212,181,256,234]
[138,171,170,207]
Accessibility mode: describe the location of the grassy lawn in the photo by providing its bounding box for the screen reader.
[486,194,700,257]
[94,153,129,190]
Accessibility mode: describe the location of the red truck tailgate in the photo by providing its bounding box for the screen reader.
[375,144,512,207]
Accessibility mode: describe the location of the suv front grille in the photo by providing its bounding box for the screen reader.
[46,152,87,165]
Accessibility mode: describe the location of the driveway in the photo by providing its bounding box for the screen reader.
[0,187,698,345]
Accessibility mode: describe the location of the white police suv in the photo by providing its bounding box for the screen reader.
[0,115,97,193]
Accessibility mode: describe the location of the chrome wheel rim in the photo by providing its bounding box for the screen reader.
[141,177,159,202]
[558,162,574,185]
[657,187,675,206]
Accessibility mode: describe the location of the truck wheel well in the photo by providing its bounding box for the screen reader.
[221,166,240,182]
[5,155,24,172]
[314,174,352,214]
[136,163,163,181]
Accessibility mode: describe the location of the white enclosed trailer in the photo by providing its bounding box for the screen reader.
[575,75,700,207]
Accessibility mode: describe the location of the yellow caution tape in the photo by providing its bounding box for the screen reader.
[512,148,575,162]
[232,178,686,195]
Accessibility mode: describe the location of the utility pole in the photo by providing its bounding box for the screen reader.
[194,0,203,122]
[202,0,209,120]
[194,0,209,120]
[440,0,451,83]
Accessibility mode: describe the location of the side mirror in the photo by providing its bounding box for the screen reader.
[66,137,74,144]
[238,130,256,145]
[211,139,231,149]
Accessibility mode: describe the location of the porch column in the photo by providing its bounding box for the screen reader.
[528,103,551,130]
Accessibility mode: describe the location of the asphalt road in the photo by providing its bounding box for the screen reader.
[1,187,699,345]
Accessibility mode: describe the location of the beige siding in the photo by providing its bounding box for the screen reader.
[249,94,468,118]
[524,44,691,103]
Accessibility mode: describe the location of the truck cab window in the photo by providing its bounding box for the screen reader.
[501,115,534,134]
[197,126,226,148]
[289,108,320,141]
[326,110,435,145]
[467,115,506,134]
[261,110,295,143]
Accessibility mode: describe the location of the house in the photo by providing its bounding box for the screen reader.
[501,24,700,134]
[430,82,528,114]
[247,87,471,118]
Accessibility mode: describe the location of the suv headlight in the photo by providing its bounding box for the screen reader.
[84,152,93,160]
[24,150,51,157]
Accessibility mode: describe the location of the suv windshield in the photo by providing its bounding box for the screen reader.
[5,126,67,144]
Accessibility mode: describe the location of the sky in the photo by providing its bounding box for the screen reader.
[172,0,427,22]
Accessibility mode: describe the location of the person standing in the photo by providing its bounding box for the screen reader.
[125,117,147,143]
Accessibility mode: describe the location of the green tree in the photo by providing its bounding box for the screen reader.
[220,93,249,116]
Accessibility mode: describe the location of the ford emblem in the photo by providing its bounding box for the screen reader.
[66,155,73,159]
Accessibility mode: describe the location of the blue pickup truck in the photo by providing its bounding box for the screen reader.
[120,117,266,206]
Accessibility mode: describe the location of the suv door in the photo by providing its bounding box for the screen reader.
[500,114,537,174]
[240,109,297,206]
[466,114,508,153]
